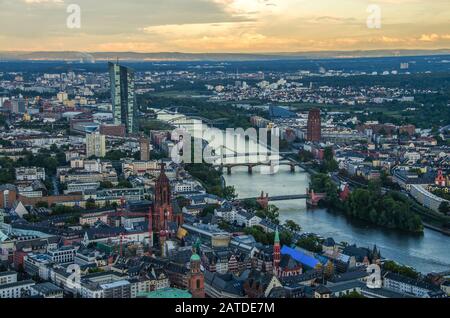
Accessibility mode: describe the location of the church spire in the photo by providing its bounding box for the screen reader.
[273,227,281,276]
[274,227,280,245]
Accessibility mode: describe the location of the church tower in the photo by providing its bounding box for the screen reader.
[153,163,173,232]
[188,252,205,298]
[273,227,281,276]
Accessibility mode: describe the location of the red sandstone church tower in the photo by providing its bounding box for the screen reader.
[188,253,205,298]
[152,163,173,232]
[273,228,281,276]
[307,108,321,142]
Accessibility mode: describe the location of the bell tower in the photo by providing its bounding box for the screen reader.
[153,163,173,232]
[273,227,281,276]
[188,252,205,298]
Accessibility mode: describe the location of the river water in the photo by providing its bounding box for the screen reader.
[224,166,450,274]
[158,112,450,274]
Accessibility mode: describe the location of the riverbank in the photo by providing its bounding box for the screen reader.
[224,166,450,273]
[310,174,424,234]
[423,222,450,236]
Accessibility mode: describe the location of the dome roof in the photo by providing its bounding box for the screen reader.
[190,253,201,262]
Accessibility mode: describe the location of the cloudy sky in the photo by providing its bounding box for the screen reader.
[0,0,449,52]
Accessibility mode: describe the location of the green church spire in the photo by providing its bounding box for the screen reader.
[274,227,280,244]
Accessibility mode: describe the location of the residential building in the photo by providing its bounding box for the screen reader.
[15,167,46,181]
[86,133,106,158]
[0,280,35,298]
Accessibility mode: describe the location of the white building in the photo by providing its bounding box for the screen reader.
[15,167,46,181]
[0,280,35,298]
[383,272,443,298]
[0,272,17,286]
[48,246,76,264]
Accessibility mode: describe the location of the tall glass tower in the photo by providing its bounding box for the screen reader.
[109,62,136,134]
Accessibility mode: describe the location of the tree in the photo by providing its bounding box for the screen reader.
[439,202,450,215]
[35,201,49,208]
[284,220,301,232]
[297,236,322,253]
[200,205,219,217]
[324,261,335,279]
[256,205,280,224]
[85,199,97,210]
[340,291,365,298]
[223,186,237,201]
[100,181,114,189]
[117,179,133,189]
[324,147,334,162]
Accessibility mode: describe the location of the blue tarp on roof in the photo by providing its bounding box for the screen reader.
[281,246,320,269]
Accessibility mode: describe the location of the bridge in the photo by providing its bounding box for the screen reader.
[215,154,315,175]
[166,115,230,126]
[219,160,301,174]
[240,194,309,201]
[236,190,326,208]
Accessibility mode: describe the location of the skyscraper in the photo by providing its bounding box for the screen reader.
[307,108,321,142]
[140,137,150,161]
[109,62,136,134]
[86,133,106,158]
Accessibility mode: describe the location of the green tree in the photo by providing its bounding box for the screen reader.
[35,201,49,208]
[223,186,237,201]
[85,199,97,210]
[439,202,450,215]
[297,236,322,253]
[284,220,301,232]
[256,205,280,224]
[200,204,219,217]
[100,181,114,189]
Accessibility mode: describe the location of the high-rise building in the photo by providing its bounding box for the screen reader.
[307,108,321,142]
[86,133,106,158]
[140,137,151,161]
[109,62,136,134]
[11,98,26,114]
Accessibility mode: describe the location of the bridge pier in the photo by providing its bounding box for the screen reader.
[290,164,295,173]
[248,165,253,174]
[227,166,232,175]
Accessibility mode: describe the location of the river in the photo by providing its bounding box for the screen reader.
[224,165,450,274]
[157,112,450,274]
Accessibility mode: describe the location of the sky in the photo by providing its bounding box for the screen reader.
[0,0,449,53]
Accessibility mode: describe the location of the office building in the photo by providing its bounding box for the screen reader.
[140,137,151,161]
[109,62,136,134]
[307,108,321,142]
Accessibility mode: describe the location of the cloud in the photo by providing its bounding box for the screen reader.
[420,33,443,42]
[23,0,63,4]
[1,0,450,52]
